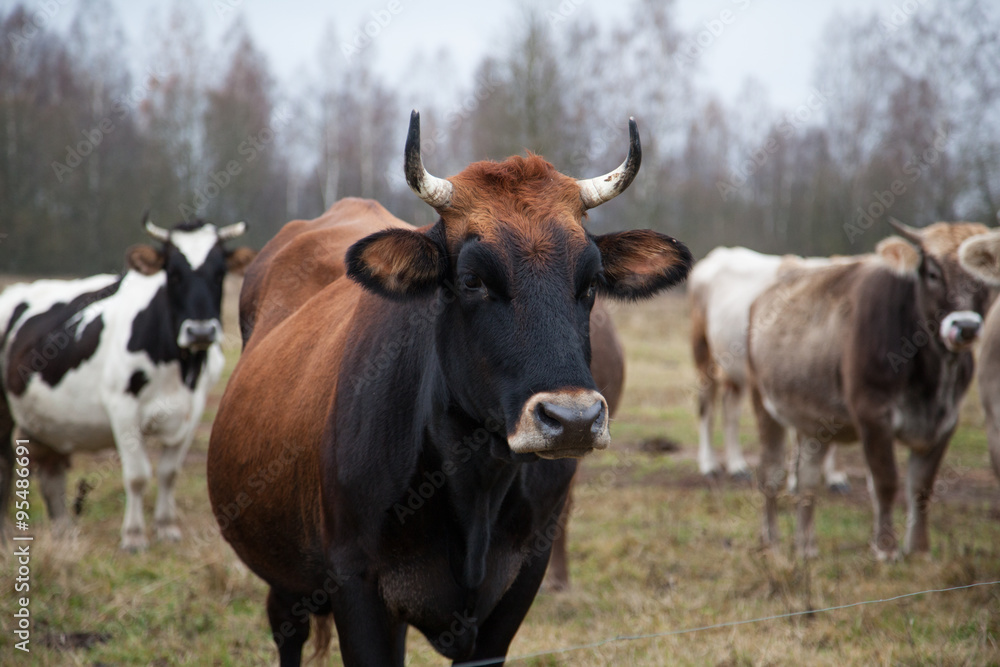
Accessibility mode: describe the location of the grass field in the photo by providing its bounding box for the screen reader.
[1,277,999,665]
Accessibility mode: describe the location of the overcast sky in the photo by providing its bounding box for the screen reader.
[94,0,905,109]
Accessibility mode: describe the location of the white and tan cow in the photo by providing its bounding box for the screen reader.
[749,222,992,560]
[0,217,253,549]
[689,246,849,489]
[957,228,1000,481]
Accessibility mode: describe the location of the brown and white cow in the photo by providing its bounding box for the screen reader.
[957,229,1000,481]
[207,112,691,665]
[689,246,849,488]
[748,222,991,560]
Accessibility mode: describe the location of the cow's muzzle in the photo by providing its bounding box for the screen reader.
[508,389,610,458]
[178,318,222,351]
[939,311,982,351]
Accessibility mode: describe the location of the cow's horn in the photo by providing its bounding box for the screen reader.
[218,221,247,240]
[888,217,924,245]
[577,117,642,210]
[144,214,170,242]
[404,110,453,210]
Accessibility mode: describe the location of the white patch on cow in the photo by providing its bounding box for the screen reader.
[170,224,219,269]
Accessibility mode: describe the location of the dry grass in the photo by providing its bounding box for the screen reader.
[1,279,999,665]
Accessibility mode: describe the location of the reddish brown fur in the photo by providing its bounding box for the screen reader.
[442,155,588,253]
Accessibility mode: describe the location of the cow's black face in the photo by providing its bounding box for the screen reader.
[438,227,608,459]
[127,220,254,352]
[163,240,227,351]
[346,219,692,459]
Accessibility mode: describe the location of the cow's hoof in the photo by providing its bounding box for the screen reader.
[541,577,570,593]
[729,468,753,483]
[872,546,899,562]
[156,524,182,542]
[796,544,819,559]
[827,480,851,495]
[700,466,722,480]
[120,531,149,552]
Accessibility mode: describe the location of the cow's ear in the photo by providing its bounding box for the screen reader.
[875,235,920,276]
[959,230,1000,286]
[126,244,164,275]
[226,247,257,276]
[346,228,445,299]
[593,230,692,300]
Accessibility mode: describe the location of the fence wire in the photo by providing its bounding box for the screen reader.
[457,579,1000,666]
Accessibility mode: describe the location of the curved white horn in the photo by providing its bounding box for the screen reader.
[217,221,247,240]
[576,117,642,210]
[404,110,453,210]
[144,215,170,242]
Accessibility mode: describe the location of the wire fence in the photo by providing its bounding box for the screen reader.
[457,579,1000,666]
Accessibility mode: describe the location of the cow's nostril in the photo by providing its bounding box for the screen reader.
[535,402,564,434]
[536,400,605,436]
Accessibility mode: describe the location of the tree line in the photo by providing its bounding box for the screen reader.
[1,0,998,275]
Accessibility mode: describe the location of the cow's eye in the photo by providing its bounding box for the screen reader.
[926,264,943,285]
[461,273,482,290]
[582,276,600,300]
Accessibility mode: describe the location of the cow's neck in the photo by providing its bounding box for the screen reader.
[427,401,523,592]
[126,283,207,390]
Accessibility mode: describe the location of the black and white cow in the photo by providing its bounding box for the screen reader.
[0,217,254,549]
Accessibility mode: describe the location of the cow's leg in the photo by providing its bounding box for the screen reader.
[904,440,949,555]
[0,403,15,540]
[722,380,750,480]
[153,433,194,542]
[696,371,720,477]
[110,418,152,551]
[266,587,335,667]
[858,423,898,561]
[329,575,407,666]
[465,519,554,666]
[823,446,851,493]
[751,386,786,548]
[543,472,574,591]
[30,437,71,531]
[794,433,828,559]
[693,312,721,477]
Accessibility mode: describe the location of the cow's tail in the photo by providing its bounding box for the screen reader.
[307,613,334,664]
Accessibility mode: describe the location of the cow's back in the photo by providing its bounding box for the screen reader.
[239,198,411,348]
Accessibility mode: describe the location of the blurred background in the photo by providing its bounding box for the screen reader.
[2,0,998,274]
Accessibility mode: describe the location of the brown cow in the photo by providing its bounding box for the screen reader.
[208,112,691,665]
[956,229,1000,480]
[749,222,991,560]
